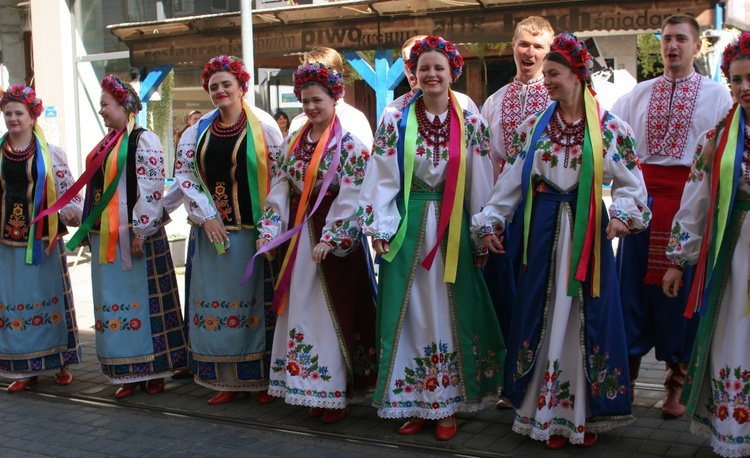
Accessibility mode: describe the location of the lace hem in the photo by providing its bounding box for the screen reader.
[0,369,57,380]
[194,378,268,392]
[375,395,496,420]
[691,419,750,457]
[268,387,348,409]
[109,371,174,384]
[513,416,633,444]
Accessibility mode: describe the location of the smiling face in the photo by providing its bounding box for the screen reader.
[208,71,242,111]
[99,91,128,130]
[661,22,701,79]
[543,59,579,102]
[3,101,33,136]
[730,57,750,115]
[416,49,451,98]
[300,83,336,130]
[513,29,553,83]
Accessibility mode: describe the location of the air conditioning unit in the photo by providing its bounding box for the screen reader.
[172,0,194,16]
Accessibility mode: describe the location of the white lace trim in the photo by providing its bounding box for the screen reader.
[268,387,348,409]
[690,419,750,457]
[194,378,268,392]
[513,417,633,445]
[109,371,173,384]
[0,369,56,380]
[374,395,496,420]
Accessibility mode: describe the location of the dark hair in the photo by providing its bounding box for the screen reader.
[544,52,574,72]
[274,110,289,122]
[662,14,700,40]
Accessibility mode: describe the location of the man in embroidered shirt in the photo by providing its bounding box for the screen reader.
[610,14,732,418]
[480,16,554,409]
[378,35,479,125]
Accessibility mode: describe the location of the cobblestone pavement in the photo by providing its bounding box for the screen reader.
[0,206,717,457]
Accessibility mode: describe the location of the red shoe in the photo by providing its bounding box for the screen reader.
[257,390,275,404]
[171,369,193,380]
[321,408,347,424]
[146,379,165,394]
[208,391,237,405]
[398,418,428,435]
[435,416,457,441]
[114,382,142,399]
[55,372,73,386]
[495,399,513,410]
[308,407,325,417]
[546,435,569,449]
[7,376,37,393]
[582,432,598,447]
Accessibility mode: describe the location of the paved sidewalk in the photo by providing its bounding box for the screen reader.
[30,208,715,457]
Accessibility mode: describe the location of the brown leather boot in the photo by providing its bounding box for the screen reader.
[662,362,687,418]
[628,356,642,404]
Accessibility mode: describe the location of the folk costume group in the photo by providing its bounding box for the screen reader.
[0,11,748,456]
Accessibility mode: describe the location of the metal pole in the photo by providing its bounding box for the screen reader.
[241,0,255,106]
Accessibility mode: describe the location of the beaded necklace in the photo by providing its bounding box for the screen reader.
[210,109,247,138]
[294,123,318,163]
[415,98,450,167]
[3,137,36,162]
[547,108,586,168]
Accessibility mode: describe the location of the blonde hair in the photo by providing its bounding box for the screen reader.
[512,16,554,43]
[402,35,428,57]
[302,46,344,75]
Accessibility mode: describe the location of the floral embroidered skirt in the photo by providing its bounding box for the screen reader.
[187,228,275,391]
[0,241,81,378]
[90,229,188,383]
[509,197,632,443]
[268,219,377,409]
[681,200,750,457]
[373,196,504,420]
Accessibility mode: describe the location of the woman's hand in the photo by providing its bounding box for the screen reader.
[372,239,390,255]
[481,234,505,254]
[256,238,269,251]
[474,254,488,268]
[312,242,332,263]
[663,267,684,299]
[202,217,228,245]
[606,218,629,240]
[131,237,145,259]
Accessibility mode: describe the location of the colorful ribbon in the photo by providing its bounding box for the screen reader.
[193,101,269,255]
[684,104,745,318]
[521,85,603,298]
[247,117,342,315]
[0,125,59,265]
[383,89,467,283]
[65,115,135,264]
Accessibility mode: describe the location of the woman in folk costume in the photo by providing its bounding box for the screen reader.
[173,55,282,406]
[473,33,650,449]
[0,85,82,392]
[358,36,504,441]
[64,75,188,399]
[256,62,377,424]
[663,33,750,457]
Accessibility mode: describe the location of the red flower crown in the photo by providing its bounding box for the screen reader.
[0,85,44,119]
[550,32,593,83]
[722,32,750,79]
[202,55,251,94]
[101,75,141,113]
[407,35,464,83]
[293,63,345,101]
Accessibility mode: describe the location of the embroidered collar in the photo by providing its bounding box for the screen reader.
[661,71,698,84]
[514,74,545,86]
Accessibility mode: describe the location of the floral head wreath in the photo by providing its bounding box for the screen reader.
[101,75,142,114]
[550,32,593,83]
[407,35,464,83]
[722,32,750,79]
[202,55,251,94]
[0,85,44,119]
[293,62,345,101]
